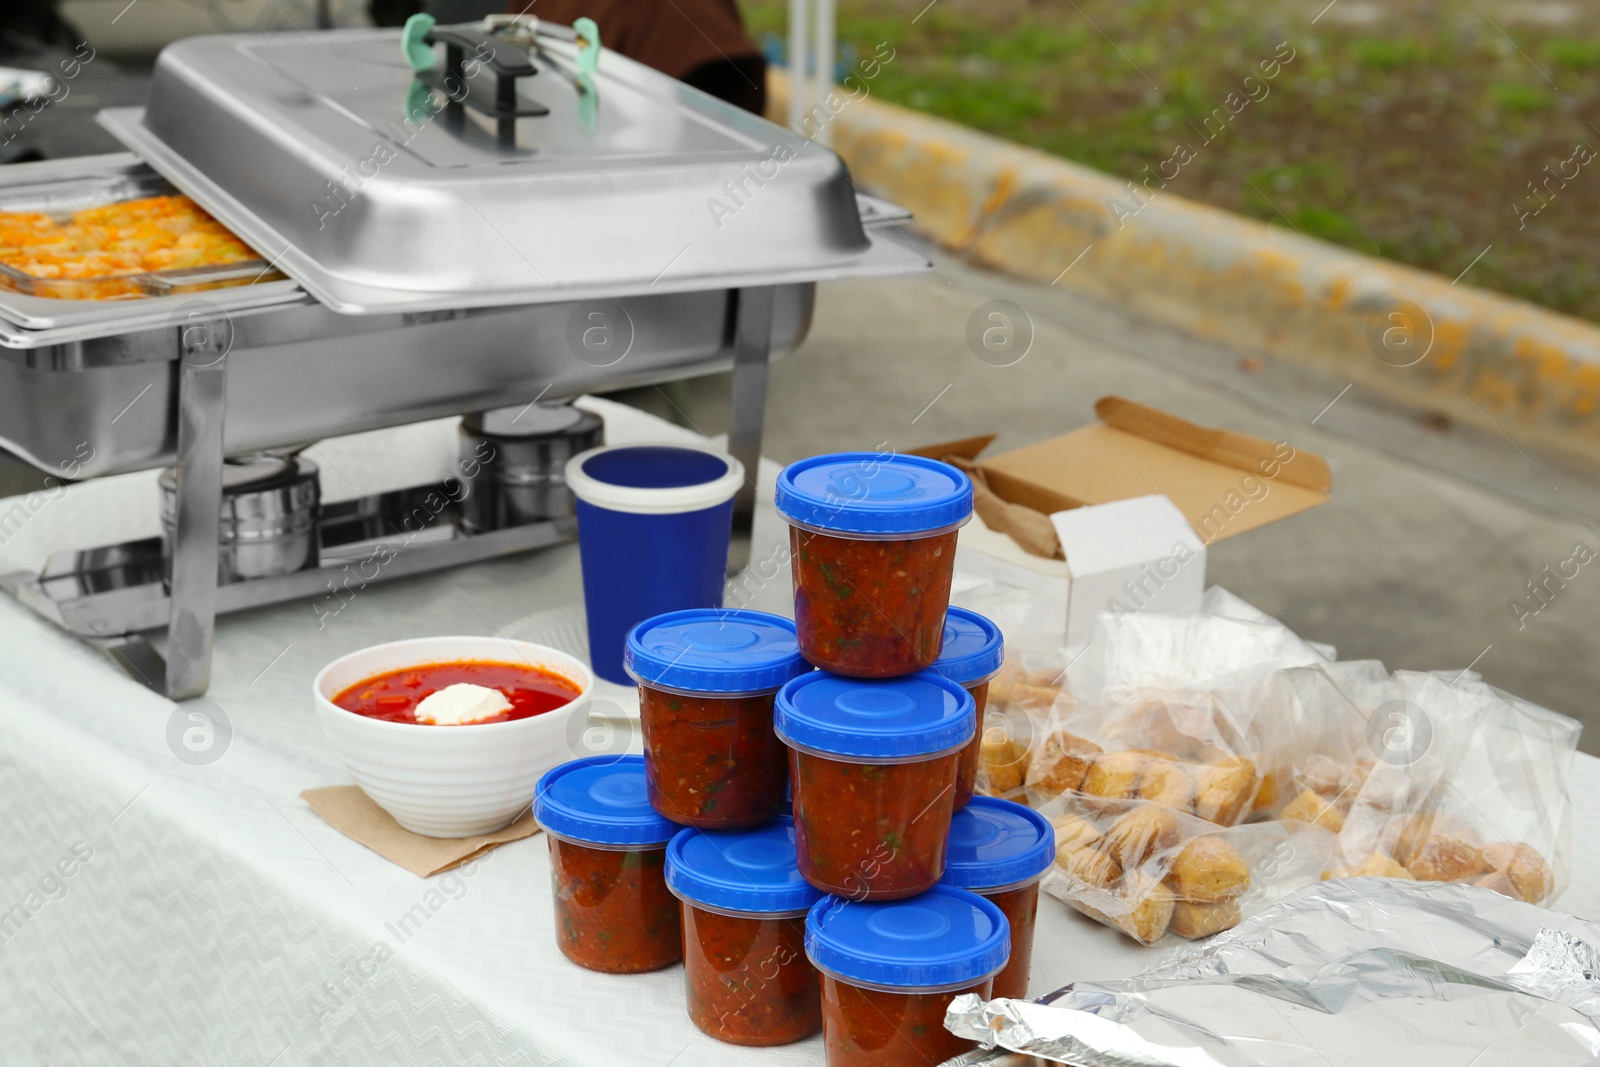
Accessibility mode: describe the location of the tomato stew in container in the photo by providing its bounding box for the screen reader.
[664,818,824,1045]
[625,609,810,829]
[775,453,973,678]
[806,885,1009,1067]
[775,671,975,900]
[940,797,1055,1000]
[927,607,1005,810]
[532,756,682,974]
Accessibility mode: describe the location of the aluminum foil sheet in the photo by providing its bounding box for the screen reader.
[944,878,1600,1066]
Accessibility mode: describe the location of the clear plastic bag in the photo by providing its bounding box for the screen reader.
[976,648,1069,798]
[1021,599,1338,825]
[947,558,1071,799]
[973,582,1582,944]
[1039,792,1338,944]
[1310,670,1580,906]
[1040,663,1582,945]
[1068,588,1332,700]
[1249,660,1390,820]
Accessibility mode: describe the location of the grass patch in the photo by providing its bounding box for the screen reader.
[1547,39,1600,70]
[743,0,1600,323]
[1491,83,1554,114]
[1353,39,1429,70]
[1289,204,1370,248]
[892,70,1049,134]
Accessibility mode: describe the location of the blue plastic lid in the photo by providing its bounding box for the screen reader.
[775,671,975,760]
[941,797,1055,891]
[805,885,1010,990]
[928,608,1005,687]
[665,818,822,915]
[775,453,973,536]
[625,609,809,694]
[532,755,679,847]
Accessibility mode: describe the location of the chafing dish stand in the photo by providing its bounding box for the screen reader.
[0,18,930,698]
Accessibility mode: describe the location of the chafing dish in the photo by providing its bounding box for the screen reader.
[0,17,930,699]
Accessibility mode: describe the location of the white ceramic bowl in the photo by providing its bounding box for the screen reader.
[313,636,593,838]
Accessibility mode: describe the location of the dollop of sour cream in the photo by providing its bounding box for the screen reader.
[414,682,513,726]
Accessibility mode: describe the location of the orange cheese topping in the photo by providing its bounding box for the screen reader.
[0,195,257,288]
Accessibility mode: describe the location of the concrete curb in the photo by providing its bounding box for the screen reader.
[770,71,1600,466]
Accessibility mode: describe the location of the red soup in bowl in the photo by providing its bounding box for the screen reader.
[313,637,593,840]
[333,660,581,725]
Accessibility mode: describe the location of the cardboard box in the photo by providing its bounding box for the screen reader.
[913,396,1332,645]
[911,396,1332,558]
[1052,495,1206,647]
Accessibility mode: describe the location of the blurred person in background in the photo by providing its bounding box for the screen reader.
[511,1,766,115]
[0,0,82,51]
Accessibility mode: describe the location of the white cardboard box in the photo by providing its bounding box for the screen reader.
[1052,494,1206,649]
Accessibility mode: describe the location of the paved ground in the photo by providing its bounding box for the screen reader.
[621,245,1600,754]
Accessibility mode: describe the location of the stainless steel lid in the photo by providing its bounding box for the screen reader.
[458,402,602,532]
[97,26,912,315]
[158,455,321,583]
[465,402,591,438]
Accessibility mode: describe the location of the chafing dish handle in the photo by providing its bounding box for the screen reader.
[408,17,545,123]
[428,25,538,79]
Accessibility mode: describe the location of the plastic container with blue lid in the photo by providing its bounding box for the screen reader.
[775,672,975,900]
[941,797,1055,1000]
[775,671,975,761]
[775,452,974,538]
[625,608,809,830]
[928,607,1006,809]
[666,819,824,1045]
[666,817,822,915]
[942,797,1055,892]
[626,609,809,695]
[929,608,1006,690]
[532,756,683,973]
[533,754,680,848]
[806,886,1008,1066]
[775,452,974,678]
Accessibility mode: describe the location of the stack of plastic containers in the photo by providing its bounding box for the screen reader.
[625,608,806,829]
[941,797,1056,1000]
[774,452,1051,1066]
[533,451,1050,1064]
[665,818,822,1045]
[928,607,1007,811]
[534,755,684,974]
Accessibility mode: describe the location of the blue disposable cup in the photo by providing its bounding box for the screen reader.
[565,443,746,684]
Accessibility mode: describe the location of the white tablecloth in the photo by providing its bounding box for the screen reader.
[2,399,1597,1067]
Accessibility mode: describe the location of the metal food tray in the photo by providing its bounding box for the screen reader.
[98,29,890,314]
[0,279,312,349]
[0,248,279,304]
[0,154,305,332]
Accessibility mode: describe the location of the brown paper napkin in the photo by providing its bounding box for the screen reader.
[946,456,1065,560]
[302,785,540,878]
